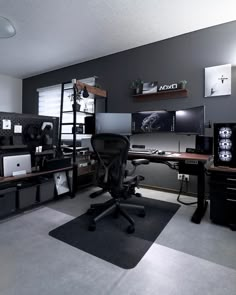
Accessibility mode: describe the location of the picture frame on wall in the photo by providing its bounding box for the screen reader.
[205,64,231,97]
[142,81,158,94]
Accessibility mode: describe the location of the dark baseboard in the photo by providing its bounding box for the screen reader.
[140,184,197,198]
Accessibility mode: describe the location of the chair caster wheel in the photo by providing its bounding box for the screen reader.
[88,222,96,231]
[127,225,135,234]
[138,210,146,218]
[86,208,94,215]
[135,193,142,198]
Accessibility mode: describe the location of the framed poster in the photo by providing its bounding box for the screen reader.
[54,172,70,195]
[205,64,231,97]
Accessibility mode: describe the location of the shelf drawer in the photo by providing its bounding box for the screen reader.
[209,175,236,194]
[210,183,236,199]
[210,174,236,183]
[209,171,236,226]
[225,188,236,199]
[210,197,236,225]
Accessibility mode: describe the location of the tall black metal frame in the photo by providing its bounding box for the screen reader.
[58,80,108,196]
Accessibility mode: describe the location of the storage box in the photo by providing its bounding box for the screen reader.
[17,183,37,209]
[42,157,71,171]
[0,187,16,217]
[38,178,55,202]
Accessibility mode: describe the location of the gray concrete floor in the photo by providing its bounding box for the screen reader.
[0,187,236,295]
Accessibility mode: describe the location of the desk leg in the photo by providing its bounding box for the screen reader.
[191,162,208,224]
[71,163,78,198]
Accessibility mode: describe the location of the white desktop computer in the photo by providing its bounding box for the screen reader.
[3,154,32,177]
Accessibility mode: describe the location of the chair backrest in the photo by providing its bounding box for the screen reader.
[91,133,130,194]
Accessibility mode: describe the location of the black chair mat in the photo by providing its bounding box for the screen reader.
[49,198,180,269]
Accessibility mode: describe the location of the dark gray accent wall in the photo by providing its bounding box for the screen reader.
[22,21,236,194]
[23,21,236,121]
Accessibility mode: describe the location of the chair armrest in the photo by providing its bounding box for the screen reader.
[131,159,149,166]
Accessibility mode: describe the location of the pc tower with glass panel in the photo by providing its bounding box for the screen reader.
[214,123,236,167]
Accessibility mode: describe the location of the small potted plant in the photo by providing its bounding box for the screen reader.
[178,80,187,89]
[68,88,83,111]
[130,78,144,95]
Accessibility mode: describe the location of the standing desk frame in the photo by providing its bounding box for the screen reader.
[128,151,210,224]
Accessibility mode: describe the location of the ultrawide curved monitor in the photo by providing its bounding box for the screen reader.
[132,110,175,133]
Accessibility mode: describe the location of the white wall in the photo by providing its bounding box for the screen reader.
[0,74,22,113]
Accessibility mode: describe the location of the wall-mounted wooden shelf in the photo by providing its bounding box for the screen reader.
[133,89,188,100]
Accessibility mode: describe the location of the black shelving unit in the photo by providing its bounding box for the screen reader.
[58,80,107,194]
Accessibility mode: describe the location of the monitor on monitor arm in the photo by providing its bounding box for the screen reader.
[175,106,205,135]
[95,113,132,136]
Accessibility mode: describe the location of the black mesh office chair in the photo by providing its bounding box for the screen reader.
[88,133,149,233]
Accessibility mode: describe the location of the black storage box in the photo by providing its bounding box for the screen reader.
[0,187,16,217]
[17,182,37,209]
[42,157,71,171]
[38,177,55,202]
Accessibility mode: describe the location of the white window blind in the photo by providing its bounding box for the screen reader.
[37,84,61,117]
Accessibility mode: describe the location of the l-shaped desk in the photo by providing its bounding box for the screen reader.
[128,151,210,224]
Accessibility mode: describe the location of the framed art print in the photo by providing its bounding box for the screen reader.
[205,64,231,97]
[54,172,70,195]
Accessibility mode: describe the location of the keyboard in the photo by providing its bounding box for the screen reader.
[129,148,158,154]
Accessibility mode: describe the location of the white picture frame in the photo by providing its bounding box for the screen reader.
[205,64,231,97]
[54,172,70,195]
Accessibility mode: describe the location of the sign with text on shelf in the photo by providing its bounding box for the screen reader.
[158,83,178,91]
[141,82,186,94]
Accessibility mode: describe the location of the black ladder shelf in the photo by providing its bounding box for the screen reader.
[58,79,108,194]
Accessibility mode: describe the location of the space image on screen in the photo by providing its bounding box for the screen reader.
[132,111,175,134]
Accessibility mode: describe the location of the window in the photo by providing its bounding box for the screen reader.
[37,77,95,118]
[38,84,61,117]
[37,77,96,141]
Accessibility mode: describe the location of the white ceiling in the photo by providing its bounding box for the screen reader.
[0,0,236,79]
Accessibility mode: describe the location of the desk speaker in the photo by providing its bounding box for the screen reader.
[186,148,196,153]
[85,116,95,134]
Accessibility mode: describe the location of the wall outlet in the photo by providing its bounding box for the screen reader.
[178,173,189,181]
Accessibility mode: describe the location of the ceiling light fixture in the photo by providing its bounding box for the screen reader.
[0,16,16,38]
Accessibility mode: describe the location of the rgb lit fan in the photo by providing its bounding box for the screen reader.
[219,127,232,138]
[219,150,232,161]
[219,139,232,150]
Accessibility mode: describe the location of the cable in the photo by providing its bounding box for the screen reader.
[177,176,197,205]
